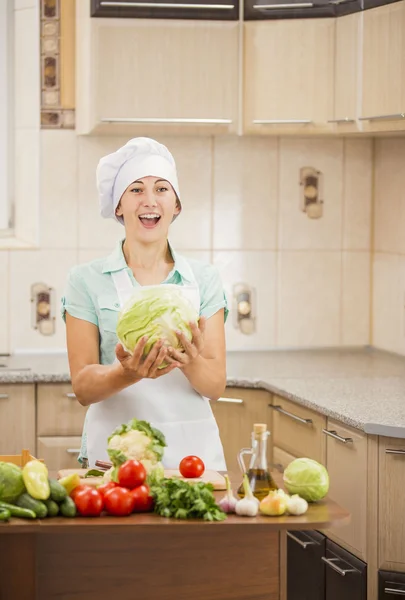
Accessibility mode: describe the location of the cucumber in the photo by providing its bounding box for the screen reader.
[0,507,10,521]
[15,493,48,518]
[48,478,67,503]
[60,496,77,518]
[44,498,59,517]
[0,500,36,519]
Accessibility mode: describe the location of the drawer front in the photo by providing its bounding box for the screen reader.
[272,396,326,463]
[379,570,405,598]
[272,445,296,472]
[0,384,36,455]
[37,384,87,436]
[287,530,326,600]
[37,437,82,471]
[324,540,367,600]
[324,419,367,559]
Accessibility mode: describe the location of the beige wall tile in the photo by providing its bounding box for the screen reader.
[9,249,78,351]
[279,138,344,250]
[342,252,370,345]
[213,137,278,250]
[342,139,372,250]
[160,137,212,250]
[14,128,40,245]
[14,7,40,128]
[278,251,341,347]
[213,251,276,350]
[14,0,38,9]
[40,131,78,248]
[372,253,401,353]
[374,138,405,254]
[0,252,9,354]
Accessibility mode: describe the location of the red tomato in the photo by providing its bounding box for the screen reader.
[70,484,92,501]
[117,460,146,490]
[179,455,205,479]
[104,486,135,516]
[96,481,117,497]
[130,484,154,513]
[74,487,104,517]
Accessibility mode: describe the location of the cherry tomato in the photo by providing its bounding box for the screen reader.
[117,460,147,490]
[70,484,92,501]
[179,455,205,479]
[96,481,117,497]
[74,487,104,517]
[104,486,135,516]
[130,484,154,513]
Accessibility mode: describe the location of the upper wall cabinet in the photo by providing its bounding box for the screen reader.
[76,0,239,135]
[360,1,405,133]
[244,0,361,20]
[243,19,335,135]
[91,0,239,21]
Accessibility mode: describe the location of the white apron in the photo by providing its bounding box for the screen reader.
[86,269,226,471]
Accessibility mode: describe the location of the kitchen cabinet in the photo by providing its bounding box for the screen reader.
[329,12,360,132]
[273,445,296,472]
[324,540,367,600]
[76,0,239,135]
[37,436,83,471]
[287,529,326,600]
[243,19,335,135]
[37,383,87,437]
[244,0,335,21]
[91,0,239,21]
[323,419,367,560]
[378,570,405,598]
[0,384,35,455]
[360,1,405,133]
[211,387,272,474]
[378,437,405,570]
[271,396,327,463]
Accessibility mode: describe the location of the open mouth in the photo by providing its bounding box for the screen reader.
[138,213,161,229]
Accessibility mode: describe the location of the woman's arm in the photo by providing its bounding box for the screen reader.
[168,310,226,401]
[66,313,178,406]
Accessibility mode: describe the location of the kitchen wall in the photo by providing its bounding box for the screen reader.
[1,132,372,354]
[372,138,405,356]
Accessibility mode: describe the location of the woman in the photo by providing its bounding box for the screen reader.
[62,137,228,470]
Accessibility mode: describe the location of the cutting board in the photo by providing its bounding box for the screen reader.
[57,468,227,490]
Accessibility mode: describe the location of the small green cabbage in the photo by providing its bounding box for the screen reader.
[0,461,26,503]
[283,458,329,502]
[116,285,199,367]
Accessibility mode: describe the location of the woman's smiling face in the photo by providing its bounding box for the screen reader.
[115,176,180,242]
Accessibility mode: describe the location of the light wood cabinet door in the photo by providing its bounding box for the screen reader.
[324,419,367,560]
[37,436,82,471]
[0,384,35,455]
[272,445,296,473]
[77,0,239,135]
[271,396,326,464]
[379,437,405,569]
[330,13,360,132]
[361,1,405,132]
[244,19,335,135]
[211,387,272,475]
[37,383,87,437]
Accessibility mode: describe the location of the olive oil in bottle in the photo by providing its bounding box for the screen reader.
[237,423,278,501]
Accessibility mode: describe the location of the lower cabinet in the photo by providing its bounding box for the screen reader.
[378,570,405,598]
[324,540,367,600]
[37,436,82,471]
[0,384,35,455]
[287,530,326,600]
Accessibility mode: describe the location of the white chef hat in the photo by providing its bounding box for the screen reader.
[96,137,181,225]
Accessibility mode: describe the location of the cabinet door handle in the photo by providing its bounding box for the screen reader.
[100,117,232,125]
[286,531,316,549]
[0,394,9,399]
[66,449,81,455]
[253,119,312,125]
[327,118,355,124]
[321,557,357,576]
[253,2,313,7]
[385,589,405,596]
[101,1,235,8]
[217,397,244,404]
[386,449,405,455]
[270,405,313,425]
[322,429,353,444]
[359,113,405,122]
[65,393,76,399]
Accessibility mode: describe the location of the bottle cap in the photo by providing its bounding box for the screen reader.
[253,423,267,434]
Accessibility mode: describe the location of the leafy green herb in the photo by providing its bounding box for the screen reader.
[84,469,105,478]
[150,477,227,522]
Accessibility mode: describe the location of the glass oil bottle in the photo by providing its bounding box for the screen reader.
[237,423,278,501]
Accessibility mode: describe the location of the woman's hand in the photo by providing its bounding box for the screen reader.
[167,318,206,367]
[115,337,179,381]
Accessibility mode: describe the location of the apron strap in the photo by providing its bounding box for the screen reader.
[111,270,134,307]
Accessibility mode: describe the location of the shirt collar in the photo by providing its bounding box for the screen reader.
[102,239,194,284]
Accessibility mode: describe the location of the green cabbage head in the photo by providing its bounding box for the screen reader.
[0,461,26,503]
[116,285,199,367]
[283,457,329,502]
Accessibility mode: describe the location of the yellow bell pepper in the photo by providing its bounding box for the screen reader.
[58,473,81,495]
[22,460,50,500]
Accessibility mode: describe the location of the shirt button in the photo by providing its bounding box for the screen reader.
[114,302,120,308]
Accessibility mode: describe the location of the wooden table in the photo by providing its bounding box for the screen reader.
[0,473,349,600]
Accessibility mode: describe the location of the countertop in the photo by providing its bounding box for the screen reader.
[1,347,405,438]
